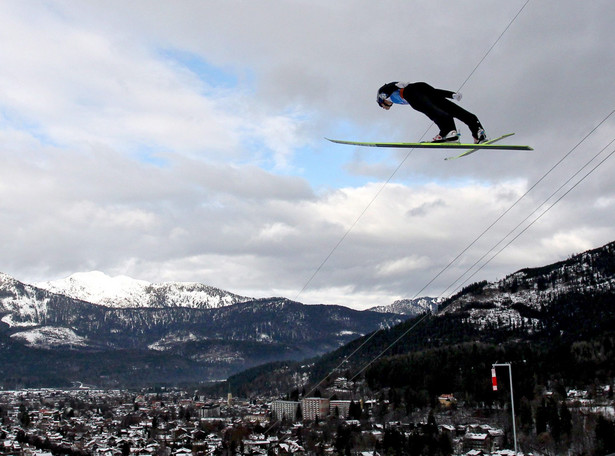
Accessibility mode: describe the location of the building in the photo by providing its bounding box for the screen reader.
[301,397,329,421]
[463,433,492,453]
[329,400,351,418]
[197,403,221,418]
[270,400,300,421]
[438,394,457,408]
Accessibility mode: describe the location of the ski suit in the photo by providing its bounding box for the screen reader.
[377,82,484,139]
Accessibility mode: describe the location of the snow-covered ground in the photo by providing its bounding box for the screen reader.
[10,326,88,349]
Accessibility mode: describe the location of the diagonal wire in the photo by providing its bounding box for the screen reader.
[428,110,615,298]
[457,0,531,93]
[452,142,615,293]
[296,0,533,302]
[349,140,615,384]
[277,0,535,419]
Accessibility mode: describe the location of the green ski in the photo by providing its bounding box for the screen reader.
[444,133,518,160]
[326,133,532,158]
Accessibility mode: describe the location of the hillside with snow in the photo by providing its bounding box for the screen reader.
[224,240,615,397]
[439,241,615,332]
[369,297,438,316]
[0,272,55,328]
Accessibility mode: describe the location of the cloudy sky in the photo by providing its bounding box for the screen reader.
[1,0,614,309]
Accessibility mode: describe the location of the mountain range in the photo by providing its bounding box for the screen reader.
[0,271,424,388]
[2,239,614,390]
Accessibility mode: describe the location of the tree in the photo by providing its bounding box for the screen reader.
[535,399,548,435]
[519,397,533,432]
[121,441,131,456]
[382,428,404,456]
[559,403,572,438]
[349,400,362,420]
[295,404,303,422]
[426,409,438,436]
[335,425,352,456]
[437,433,454,455]
[546,398,561,439]
[594,416,615,456]
[18,404,30,428]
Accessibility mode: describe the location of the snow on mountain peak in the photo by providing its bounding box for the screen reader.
[36,271,250,309]
[39,271,149,305]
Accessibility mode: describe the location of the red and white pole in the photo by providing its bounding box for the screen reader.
[492,363,517,454]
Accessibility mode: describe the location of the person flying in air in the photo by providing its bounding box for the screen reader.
[376,81,488,144]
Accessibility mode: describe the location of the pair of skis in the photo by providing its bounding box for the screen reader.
[326,133,532,160]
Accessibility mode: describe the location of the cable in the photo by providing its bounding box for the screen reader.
[349,312,431,383]
[444,133,615,295]
[456,0,531,93]
[296,0,533,302]
[420,109,615,300]
[294,144,417,301]
[347,129,615,384]
[266,0,534,425]
[454,143,615,291]
[436,111,615,296]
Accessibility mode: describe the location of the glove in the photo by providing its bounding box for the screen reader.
[452,92,462,101]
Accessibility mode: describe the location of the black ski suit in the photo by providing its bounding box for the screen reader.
[377,82,484,139]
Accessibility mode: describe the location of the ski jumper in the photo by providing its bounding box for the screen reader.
[377,82,484,139]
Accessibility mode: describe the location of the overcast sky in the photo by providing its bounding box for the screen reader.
[1,0,614,309]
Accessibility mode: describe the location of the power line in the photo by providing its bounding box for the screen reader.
[296,0,533,302]
[438,110,615,297]
[294,146,414,301]
[348,125,615,384]
[453,140,615,292]
[290,0,534,398]
[457,0,531,93]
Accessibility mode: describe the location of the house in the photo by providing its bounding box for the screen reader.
[438,394,457,408]
[243,436,272,453]
[197,403,221,418]
[463,433,492,453]
[439,424,456,438]
[465,449,484,456]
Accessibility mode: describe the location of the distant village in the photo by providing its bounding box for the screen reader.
[0,379,612,455]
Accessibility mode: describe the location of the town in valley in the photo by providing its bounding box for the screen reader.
[1,375,613,456]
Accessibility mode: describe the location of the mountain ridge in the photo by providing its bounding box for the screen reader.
[368,297,438,316]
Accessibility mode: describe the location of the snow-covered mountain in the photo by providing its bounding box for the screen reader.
[36,271,251,309]
[3,239,615,388]
[0,271,407,387]
[369,297,438,316]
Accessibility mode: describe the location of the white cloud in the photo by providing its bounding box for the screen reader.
[0,0,614,310]
[376,256,432,278]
